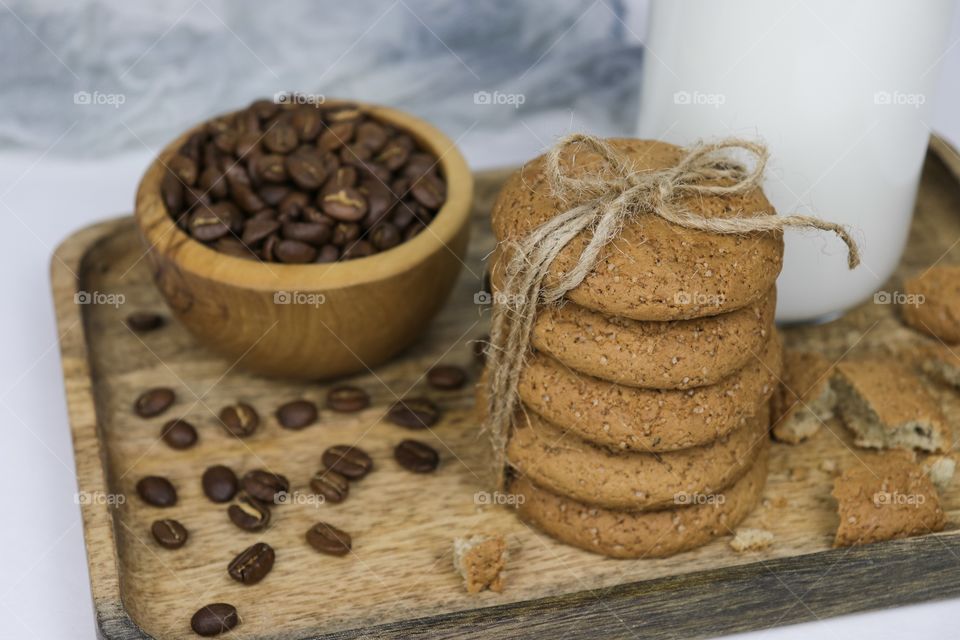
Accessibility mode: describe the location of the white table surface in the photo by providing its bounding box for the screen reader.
[2,110,959,639]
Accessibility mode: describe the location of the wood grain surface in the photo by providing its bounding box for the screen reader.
[53,138,960,640]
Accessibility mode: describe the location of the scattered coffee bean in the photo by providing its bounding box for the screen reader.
[228,542,275,585]
[151,519,188,549]
[161,419,198,450]
[136,476,177,507]
[228,494,271,532]
[309,468,349,504]
[125,311,165,332]
[394,439,440,473]
[326,386,369,412]
[219,402,259,438]
[427,365,467,391]
[202,465,238,503]
[241,470,290,504]
[134,387,175,418]
[321,445,373,479]
[276,399,318,430]
[163,99,447,262]
[191,603,240,637]
[387,397,441,429]
[306,522,352,556]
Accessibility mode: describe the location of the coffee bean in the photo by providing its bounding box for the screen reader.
[228,542,275,585]
[427,365,467,390]
[306,522,352,556]
[285,149,328,190]
[394,439,440,473]
[281,221,331,246]
[161,419,198,450]
[241,470,290,504]
[263,121,298,154]
[274,239,317,263]
[202,465,238,503]
[370,223,401,251]
[125,311,165,332]
[276,399,318,430]
[291,106,322,141]
[191,603,240,637]
[168,154,198,185]
[318,121,355,151]
[341,240,375,260]
[355,121,388,152]
[278,190,309,218]
[241,217,280,245]
[309,468,349,504]
[321,445,373,480]
[134,387,175,418]
[137,476,177,507]
[321,187,368,222]
[151,519,188,549]
[228,494,271,531]
[161,172,184,216]
[251,154,288,183]
[326,386,369,412]
[315,244,340,263]
[219,403,259,438]
[387,397,441,429]
[331,221,361,247]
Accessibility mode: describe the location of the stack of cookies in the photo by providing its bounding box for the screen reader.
[486,139,784,558]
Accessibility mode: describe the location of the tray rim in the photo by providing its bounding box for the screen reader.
[52,142,960,639]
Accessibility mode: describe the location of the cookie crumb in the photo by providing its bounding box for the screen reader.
[921,454,956,492]
[453,534,508,594]
[820,459,838,474]
[729,528,774,552]
[771,351,836,445]
[788,466,810,482]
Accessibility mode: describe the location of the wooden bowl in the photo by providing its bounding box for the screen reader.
[134,102,473,379]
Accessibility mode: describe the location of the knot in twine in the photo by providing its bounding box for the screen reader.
[484,134,860,485]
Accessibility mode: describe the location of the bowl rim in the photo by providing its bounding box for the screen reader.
[134,99,473,292]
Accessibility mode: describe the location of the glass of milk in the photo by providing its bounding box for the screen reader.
[637,0,955,323]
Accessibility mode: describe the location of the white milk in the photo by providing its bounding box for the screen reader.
[637,0,955,322]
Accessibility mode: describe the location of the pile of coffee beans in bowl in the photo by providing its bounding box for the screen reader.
[160,97,448,263]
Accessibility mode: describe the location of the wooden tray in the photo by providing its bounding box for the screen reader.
[54,136,960,640]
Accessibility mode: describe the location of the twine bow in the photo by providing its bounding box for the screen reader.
[485,134,860,484]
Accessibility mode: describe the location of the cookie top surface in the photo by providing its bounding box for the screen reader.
[516,330,782,452]
[832,451,945,547]
[490,138,784,321]
[507,403,769,511]
[511,444,769,558]
[903,265,960,344]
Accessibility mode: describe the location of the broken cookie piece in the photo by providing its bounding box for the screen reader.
[834,359,951,453]
[901,265,960,344]
[453,534,508,594]
[771,350,836,444]
[832,451,945,547]
[729,528,774,552]
[922,350,960,390]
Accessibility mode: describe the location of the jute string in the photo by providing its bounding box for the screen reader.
[484,134,860,485]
